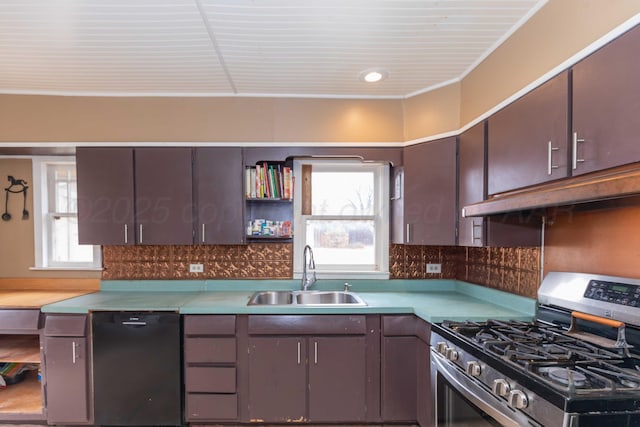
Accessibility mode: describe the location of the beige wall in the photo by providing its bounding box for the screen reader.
[0,159,101,278]
[0,95,404,143]
[461,0,640,125]
[402,82,461,141]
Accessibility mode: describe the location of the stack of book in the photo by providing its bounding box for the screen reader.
[245,163,293,199]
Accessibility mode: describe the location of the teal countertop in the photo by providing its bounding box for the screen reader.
[42,280,536,323]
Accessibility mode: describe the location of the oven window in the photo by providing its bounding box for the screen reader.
[437,375,502,427]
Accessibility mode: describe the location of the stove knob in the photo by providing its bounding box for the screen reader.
[466,361,481,377]
[436,342,448,354]
[508,389,529,409]
[492,379,510,397]
[445,347,459,361]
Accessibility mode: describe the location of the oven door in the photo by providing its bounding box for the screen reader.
[431,348,541,427]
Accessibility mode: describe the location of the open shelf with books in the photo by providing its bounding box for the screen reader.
[244,160,294,242]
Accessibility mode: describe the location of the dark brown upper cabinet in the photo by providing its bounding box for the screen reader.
[572,25,640,176]
[488,71,569,195]
[134,148,193,245]
[77,147,135,245]
[194,147,244,244]
[458,122,486,247]
[395,137,457,245]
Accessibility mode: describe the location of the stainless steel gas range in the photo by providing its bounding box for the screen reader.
[430,272,640,427]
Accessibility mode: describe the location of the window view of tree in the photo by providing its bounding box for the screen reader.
[308,170,376,266]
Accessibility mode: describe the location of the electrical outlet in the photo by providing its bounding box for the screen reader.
[189,263,204,273]
[426,263,441,274]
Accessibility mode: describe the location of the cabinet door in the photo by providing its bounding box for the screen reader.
[403,137,457,245]
[416,338,432,427]
[458,122,486,247]
[381,336,417,421]
[308,336,366,422]
[572,25,640,176]
[488,71,569,195]
[44,337,89,424]
[194,147,244,244]
[135,148,193,244]
[77,147,134,245]
[248,337,306,422]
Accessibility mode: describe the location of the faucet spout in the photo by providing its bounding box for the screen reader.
[301,245,317,291]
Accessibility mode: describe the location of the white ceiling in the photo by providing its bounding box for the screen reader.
[0,0,546,98]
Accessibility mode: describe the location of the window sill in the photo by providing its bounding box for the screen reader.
[294,271,389,280]
[29,266,103,272]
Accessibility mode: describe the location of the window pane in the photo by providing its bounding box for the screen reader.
[311,171,374,215]
[52,165,78,213]
[51,216,93,263]
[306,220,375,266]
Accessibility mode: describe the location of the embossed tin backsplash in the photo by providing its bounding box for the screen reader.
[102,243,540,298]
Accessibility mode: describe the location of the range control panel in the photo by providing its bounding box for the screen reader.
[584,280,640,307]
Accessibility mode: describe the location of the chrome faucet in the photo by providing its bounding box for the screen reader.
[301,245,317,291]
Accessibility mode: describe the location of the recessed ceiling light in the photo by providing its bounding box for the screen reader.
[359,68,388,83]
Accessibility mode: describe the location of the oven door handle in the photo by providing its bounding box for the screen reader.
[431,350,541,427]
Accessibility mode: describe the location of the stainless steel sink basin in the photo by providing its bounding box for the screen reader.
[295,291,366,306]
[247,291,293,305]
[247,290,366,306]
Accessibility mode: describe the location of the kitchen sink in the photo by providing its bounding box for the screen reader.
[247,290,366,306]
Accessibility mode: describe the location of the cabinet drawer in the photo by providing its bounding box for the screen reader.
[382,315,417,336]
[185,337,236,363]
[186,393,238,420]
[0,309,42,333]
[185,366,236,393]
[184,315,236,335]
[44,314,87,337]
[248,315,367,335]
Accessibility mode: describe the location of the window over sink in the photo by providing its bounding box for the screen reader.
[32,157,101,270]
[293,159,389,279]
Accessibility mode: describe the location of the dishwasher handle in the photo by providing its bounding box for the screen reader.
[121,321,147,326]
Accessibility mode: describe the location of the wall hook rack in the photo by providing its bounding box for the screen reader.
[3,176,29,221]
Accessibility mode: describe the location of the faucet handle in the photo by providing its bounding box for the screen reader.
[343,282,352,292]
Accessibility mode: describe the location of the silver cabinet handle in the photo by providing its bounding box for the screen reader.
[547,141,560,175]
[406,223,410,243]
[201,223,206,243]
[72,341,77,364]
[471,220,482,242]
[124,224,128,244]
[297,341,301,365]
[314,341,318,365]
[572,131,585,170]
[139,224,143,243]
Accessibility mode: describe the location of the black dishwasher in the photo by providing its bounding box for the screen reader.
[92,311,182,426]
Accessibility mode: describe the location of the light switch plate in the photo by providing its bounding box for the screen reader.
[189,263,204,273]
[426,263,441,274]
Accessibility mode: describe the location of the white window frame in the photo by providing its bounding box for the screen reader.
[293,159,389,280]
[32,157,101,270]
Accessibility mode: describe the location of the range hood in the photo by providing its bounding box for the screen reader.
[463,165,640,217]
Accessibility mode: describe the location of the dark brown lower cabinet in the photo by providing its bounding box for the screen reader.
[416,320,432,427]
[248,337,307,422]
[246,315,374,423]
[308,336,366,422]
[381,315,432,426]
[43,314,90,425]
[248,335,367,423]
[382,336,417,421]
[183,315,239,422]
